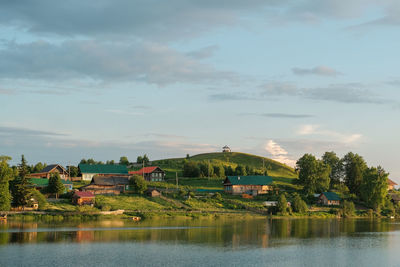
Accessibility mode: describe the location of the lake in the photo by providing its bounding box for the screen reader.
[1,216,400,266]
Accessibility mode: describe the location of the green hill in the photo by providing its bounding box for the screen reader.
[152,152,297,180]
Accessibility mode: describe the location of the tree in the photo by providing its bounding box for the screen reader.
[67,166,79,177]
[322,151,343,187]
[235,165,247,176]
[30,189,47,209]
[296,154,330,195]
[32,162,47,173]
[360,166,388,209]
[183,161,200,177]
[277,193,288,215]
[143,154,150,165]
[292,193,308,213]
[137,156,143,164]
[106,160,115,165]
[224,165,234,176]
[341,200,355,217]
[11,155,33,208]
[130,175,147,194]
[213,165,225,178]
[0,157,14,211]
[342,152,367,195]
[48,173,65,199]
[119,156,129,165]
[186,154,190,159]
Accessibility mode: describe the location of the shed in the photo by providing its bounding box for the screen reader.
[145,188,161,197]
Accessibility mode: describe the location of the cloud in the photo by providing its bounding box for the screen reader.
[186,45,219,59]
[0,126,66,137]
[0,40,237,86]
[240,113,314,118]
[296,124,362,144]
[208,93,256,101]
[265,140,296,167]
[260,82,388,104]
[292,66,341,76]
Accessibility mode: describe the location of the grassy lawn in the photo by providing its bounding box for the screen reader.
[46,200,78,212]
[94,195,170,211]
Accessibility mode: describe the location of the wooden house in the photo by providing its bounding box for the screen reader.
[223,176,273,196]
[318,192,341,206]
[388,179,398,191]
[129,166,165,182]
[29,178,73,192]
[29,164,69,180]
[145,188,161,197]
[72,191,95,206]
[390,193,400,205]
[80,176,129,195]
[79,164,129,181]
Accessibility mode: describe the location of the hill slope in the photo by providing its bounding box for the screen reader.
[152,152,297,179]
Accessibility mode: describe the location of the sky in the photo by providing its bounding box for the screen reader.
[0,1,399,181]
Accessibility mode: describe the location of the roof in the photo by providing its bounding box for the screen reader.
[320,192,341,201]
[40,164,67,173]
[390,193,400,202]
[74,191,95,198]
[29,178,72,186]
[91,176,129,186]
[78,164,128,175]
[225,176,273,186]
[388,179,398,186]
[130,166,163,175]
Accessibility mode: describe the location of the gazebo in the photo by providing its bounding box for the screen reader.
[222,145,231,153]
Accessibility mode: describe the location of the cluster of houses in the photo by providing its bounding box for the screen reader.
[27,163,166,205]
[26,160,399,208]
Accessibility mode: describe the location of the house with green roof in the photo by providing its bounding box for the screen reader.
[78,164,129,181]
[318,192,341,206]
[223,176,273,196]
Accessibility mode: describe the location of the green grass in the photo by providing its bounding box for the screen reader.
[153,152,298,179]
[94,195,172,211]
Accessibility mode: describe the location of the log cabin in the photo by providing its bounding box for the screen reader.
[129,166,165,182]
[29,164,69,180]
[80,176,129,195]
[72,191,95,206]
[223,176,273,196]
[318,192,341,206]
[79,164,129,181]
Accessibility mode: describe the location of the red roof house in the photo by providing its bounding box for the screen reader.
[388,179,398,191]
[129,166,165,182]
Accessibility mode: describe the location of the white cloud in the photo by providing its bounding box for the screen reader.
[265,140,296,167]
[296,124,362,144]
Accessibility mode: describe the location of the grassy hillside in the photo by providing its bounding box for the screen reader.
[152,152,298,182]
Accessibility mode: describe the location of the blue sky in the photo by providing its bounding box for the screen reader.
[0,1,399,181]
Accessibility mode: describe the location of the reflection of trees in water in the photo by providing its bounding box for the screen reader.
[0,218,398,247]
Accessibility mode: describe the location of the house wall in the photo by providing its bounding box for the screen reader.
[226,185,271,195]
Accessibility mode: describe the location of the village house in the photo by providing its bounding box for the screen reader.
[29,178,73,192]
[29,164,70,180]
[80,176,129,195]
[72,191,95,206]
[223,176,273,196]
[79,164,129,181]
[318,192,341,206]
[145,188,161,197]
[390,193,400,205]
[129,166,165,182]
[388,179,398,191]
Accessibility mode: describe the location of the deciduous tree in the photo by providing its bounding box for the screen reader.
[48,173,65,199]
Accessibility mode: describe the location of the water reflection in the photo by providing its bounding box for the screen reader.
[0,218,399,248]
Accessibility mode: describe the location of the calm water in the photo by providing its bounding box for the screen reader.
[1,217,400,266]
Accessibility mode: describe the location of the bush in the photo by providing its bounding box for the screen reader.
[292,194,308,213]
[30,189,47,209]
[213,192,222,201]
[129,175,147,194]
[341,200,355,217]
[277,193,288,215]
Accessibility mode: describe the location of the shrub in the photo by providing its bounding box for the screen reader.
[341,200,355,217]
[292,194,308,213]
[277,193,288,215]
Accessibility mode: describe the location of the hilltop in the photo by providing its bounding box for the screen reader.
[152,152,297,179]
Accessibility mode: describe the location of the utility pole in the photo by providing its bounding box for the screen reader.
[208,160,210,179]
[176,172,178,190]
[263,158,265,176]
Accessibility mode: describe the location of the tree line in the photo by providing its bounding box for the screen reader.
[183,160,267,178]
[296,151,394,213]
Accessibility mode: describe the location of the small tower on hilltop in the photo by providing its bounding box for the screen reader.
[222,145,231,153]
